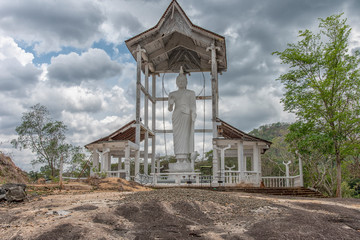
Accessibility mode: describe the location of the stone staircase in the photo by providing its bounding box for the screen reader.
[212,187,325,198]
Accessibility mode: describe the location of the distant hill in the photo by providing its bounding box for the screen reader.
[248,122,290,141]
[0,152,29,184]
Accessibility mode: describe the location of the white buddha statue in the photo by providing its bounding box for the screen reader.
[168,67,197,165]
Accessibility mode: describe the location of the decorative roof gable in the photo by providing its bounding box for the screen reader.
[216,118,272,145]
[85,120,154,148]
[125,0,227,74]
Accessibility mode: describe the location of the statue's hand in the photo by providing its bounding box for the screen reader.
[191,112,197,121]
[168,95,174,112]
[168,96,175,105]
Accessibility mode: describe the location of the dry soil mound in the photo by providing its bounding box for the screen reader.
[0,152,28,184]
[27,177,150,193]
[88,177,150,192]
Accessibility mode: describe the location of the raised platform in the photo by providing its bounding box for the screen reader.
[151,186,326,198]
[210,187,326,198]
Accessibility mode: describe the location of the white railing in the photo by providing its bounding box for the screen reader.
[150,172,202,185]
[107,170,127,178]
[221,171,260,185]
[92,170,127,178]
[199,175,212,184]
[92,170,302,188]
[261,175,301,188]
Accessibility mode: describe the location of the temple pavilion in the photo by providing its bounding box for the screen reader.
[84,0,299,187]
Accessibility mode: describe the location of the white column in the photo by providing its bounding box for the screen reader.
[157,158,161,173]
[283,161,291,187]
[125,147,130,181]
[98,148,110,173]
[298,152,304,187]
[134,150,140,177]
[218,145,231,183]
[144,63,149,175]
[244,156,248,172]
[207,42,220,184]
[253,144,259,184]
[133,45,145,172]
[134,44,145,125]
[151,74,156,179]
[237,141,244,181]
[105,152,111,173]
[102,154,107,173]
[212,145,219,182]
[97,150,104,172]
[91,149,99,176]
[253,144,259,172]
[258,147,262,179]
[207,41,220,121]
[154,158,160,185]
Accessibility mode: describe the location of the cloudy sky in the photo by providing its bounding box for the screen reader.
[1,0,360,171]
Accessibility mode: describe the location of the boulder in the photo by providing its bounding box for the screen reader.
[0,187,6,200]
[2,183,26,191]
[1,183,27,202]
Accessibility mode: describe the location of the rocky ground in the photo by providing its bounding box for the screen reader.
[0,188,359,240]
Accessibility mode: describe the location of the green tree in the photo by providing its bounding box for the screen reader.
[249,122,290,142]
[12,104,71,177]
[249,123,298,177]
[63,146,89,178]
[273,13,360,197]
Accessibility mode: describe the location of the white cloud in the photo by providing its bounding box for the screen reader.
[0,36,34,65]
[61,111,133,146]
[0,36,41,93]
[47,48,122,85]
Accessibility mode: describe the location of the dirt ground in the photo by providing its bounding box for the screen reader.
[0,188,359,240]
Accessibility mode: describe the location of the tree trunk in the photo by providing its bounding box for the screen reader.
[51,161,54,178]
[59,156,63,191]
[335,151,342,198]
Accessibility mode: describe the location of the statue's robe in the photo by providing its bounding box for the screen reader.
[168,89,196,156]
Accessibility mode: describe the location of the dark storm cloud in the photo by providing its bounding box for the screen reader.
[112,12,143,36]
[47,48,122,85]
[0,0,105,52]
[0,58,41,94]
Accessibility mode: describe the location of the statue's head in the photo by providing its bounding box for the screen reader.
[176,66,187,89]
